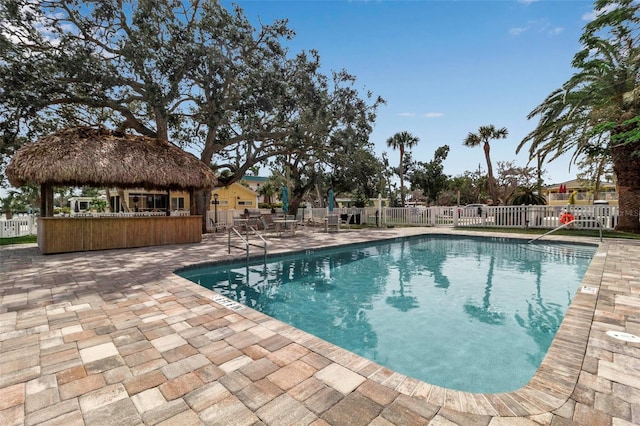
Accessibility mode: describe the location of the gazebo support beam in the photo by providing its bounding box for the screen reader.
[190,188,196,216]
[40,183,54,217]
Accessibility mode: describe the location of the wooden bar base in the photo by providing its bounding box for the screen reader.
[37,216,202,254]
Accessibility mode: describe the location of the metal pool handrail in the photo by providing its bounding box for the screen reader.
[228,226,267,259]
[529,218,603,243]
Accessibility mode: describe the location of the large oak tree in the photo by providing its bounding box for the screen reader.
[1,0,380,228]
[271,70,385,215]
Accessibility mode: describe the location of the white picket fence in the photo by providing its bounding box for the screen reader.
[206,205,621,232]
[3,205,616,238]
[453,205,619,230]
[304,205,620,230]
[0,215,38,238]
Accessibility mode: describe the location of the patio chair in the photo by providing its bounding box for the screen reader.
[244,208,262,229]
[260,215,276,233]
[326,214,340,233]
[341,213,353,229]
[305,216,324,232]
[209,216,227,233]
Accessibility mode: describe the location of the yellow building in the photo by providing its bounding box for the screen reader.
[241,176,269,203]
[210,182,258,211]
[544,179,618,206]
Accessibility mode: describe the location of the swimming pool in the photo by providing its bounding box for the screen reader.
[178,235,597,393]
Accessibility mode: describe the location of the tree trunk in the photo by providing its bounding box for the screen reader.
[117,189,129,212]
[198,189,210,234]
[105,188,112,212]
[484,142,497,205]
[40,183,54,217]
[612,142,640,233]
[289,196,301,217]
[399,146,405,207]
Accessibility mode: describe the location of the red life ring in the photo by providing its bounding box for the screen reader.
[560,212,575,224]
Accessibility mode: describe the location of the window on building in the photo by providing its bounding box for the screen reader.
[154,194,167,210]
[110,196,121,212]
[129,193,168,212]
[171,197,185,210]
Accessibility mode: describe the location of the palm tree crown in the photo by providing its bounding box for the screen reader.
[517,0,640,232]
[463,125,508,205]
[386,131,419,207]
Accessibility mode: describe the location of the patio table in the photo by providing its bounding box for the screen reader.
[273,219,298,237]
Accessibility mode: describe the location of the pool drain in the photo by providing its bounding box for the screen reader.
[606,331,640,343]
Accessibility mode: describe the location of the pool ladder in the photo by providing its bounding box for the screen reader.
[228,225,267,259]
[529,218,603,243]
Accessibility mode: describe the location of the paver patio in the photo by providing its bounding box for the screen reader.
[1,227,639,425]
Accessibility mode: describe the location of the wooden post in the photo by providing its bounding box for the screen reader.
[46,185,54,217]
[189,188,196,215]
[40,185,47,217]
[40,183,54,217]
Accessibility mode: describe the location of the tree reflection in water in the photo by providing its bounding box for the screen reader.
[386,241,419,312]
[514,249,566,367]
[192,247,390,353]
[179,236,595,392]
[463,255,506,325]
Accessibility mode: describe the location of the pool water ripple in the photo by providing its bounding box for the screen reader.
[179,235,596,393]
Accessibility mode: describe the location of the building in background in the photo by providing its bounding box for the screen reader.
[544,179,618,206]
[241,176,268,204]
[210,183,258,212]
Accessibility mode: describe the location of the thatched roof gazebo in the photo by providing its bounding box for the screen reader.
[7,126,216,215]
[6,126,217,254]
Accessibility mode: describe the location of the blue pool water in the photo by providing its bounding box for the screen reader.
[178,235,596,393]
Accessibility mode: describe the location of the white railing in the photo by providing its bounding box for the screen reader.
[207,204,620,232]
[206,209,235,232]
[548,192,618,202]
[0,205,619,239]
[0,215,37,238]
[323,204,620,230]
[453,205,619,230]
[375,207,432,227]
[70,211,179,217]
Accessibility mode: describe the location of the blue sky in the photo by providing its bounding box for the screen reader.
[230,0,599,185]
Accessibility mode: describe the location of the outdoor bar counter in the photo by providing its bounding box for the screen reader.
[37,214,202,254]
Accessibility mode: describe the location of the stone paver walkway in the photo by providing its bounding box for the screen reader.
[1,227,639,425]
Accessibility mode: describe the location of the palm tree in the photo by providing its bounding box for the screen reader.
[509,186,547,206]
[257,181,277,205]
[463,125,508,205]
[518,0,640,233]
[386,131,419,207]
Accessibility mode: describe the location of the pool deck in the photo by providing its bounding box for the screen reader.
[1,227,639,425]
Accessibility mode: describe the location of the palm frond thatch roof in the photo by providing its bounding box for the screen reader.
[6,127,216,190]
